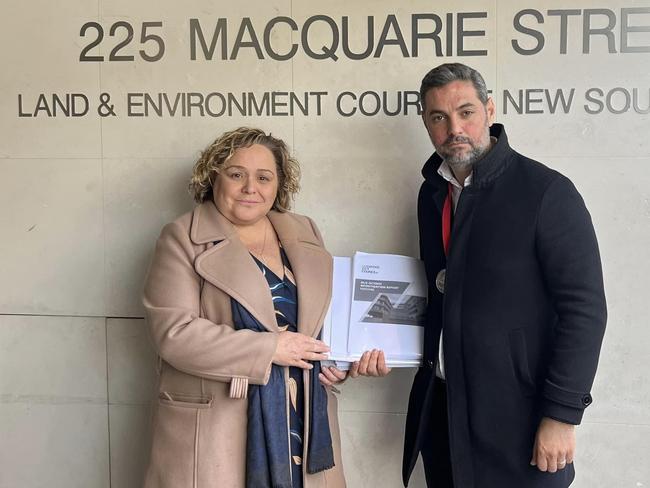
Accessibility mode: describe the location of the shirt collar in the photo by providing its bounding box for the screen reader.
[437,160,473,189]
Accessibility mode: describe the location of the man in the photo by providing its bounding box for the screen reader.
[402,63,607,488]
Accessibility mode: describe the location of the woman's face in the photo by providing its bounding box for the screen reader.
[213,144,279,226]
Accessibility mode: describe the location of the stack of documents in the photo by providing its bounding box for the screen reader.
[322,252,426,370]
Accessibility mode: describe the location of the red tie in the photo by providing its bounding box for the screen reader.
[442,182,453,257]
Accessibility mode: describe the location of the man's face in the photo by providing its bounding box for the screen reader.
[422,80,496,169]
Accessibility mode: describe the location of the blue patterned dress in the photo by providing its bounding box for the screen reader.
[252,248,305,488]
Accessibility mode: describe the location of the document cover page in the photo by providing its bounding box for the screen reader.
[347,252,425,364]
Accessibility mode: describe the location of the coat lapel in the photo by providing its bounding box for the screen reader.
[269,212,333,339]
[190,202,332,337]
[191,202,278,332]
[422,152,447,216]
[431,178,448,217]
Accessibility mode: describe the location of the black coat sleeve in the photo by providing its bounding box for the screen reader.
[535,174,607,424]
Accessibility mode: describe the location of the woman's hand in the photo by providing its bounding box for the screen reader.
[319,366,348,387]
[349,349,392,378]
[272,331,330,369]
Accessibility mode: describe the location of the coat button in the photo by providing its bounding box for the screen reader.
[582,394,592,406]
[426,359,435,369]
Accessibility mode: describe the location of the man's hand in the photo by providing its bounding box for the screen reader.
[349,349,392,378]
[530,417,576,472]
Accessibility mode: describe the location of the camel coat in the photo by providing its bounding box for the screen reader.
[142,200,346,488]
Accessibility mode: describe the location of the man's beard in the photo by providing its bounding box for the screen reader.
[438,131,491,170]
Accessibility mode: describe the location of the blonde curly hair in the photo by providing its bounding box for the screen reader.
[189,127,301,211]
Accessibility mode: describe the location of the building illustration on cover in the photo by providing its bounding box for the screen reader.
[358,286,426,327]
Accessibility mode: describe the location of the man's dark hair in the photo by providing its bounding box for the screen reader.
[420,63,489,109]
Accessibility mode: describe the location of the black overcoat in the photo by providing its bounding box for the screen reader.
[403,124,607,488]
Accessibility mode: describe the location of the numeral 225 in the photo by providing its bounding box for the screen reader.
[79,21,165,62]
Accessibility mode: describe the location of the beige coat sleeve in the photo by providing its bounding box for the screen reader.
[143,220,277,385]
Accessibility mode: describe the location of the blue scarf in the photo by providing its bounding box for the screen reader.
[231,300,335,488]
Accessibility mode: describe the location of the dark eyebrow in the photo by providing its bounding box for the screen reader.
[427,101,479,117]
[457,102,477,110]
[426,109,448,117]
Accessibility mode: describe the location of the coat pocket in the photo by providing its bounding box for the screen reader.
[158,391,213,409]
[146,393,213,487]
[508,329,536,397]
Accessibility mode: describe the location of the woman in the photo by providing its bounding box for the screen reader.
[142,127,388,488]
